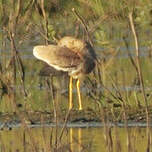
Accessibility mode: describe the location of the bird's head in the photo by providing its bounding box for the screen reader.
[83,41,97,60]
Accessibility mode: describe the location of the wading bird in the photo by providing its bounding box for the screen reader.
[33,36,96,110]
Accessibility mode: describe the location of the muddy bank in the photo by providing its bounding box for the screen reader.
[0,107,152,129]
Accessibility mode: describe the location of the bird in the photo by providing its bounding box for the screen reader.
[33,36,96,110]
[39,63,68,77]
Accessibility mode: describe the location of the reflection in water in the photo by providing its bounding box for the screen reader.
[70,128,82,152]
[78,128,82,152]
[0,126,151,152]
[70,128,73,152]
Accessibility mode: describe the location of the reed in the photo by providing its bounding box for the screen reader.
[0,0,152,151]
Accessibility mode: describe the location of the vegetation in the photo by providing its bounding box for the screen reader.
[0,0,152,151]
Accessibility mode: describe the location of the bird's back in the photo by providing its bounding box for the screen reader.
[33,36,96,79]
[58,36,96,72]
[58,36,85,53]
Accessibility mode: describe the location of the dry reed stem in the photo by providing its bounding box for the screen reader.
[123,35,139,76]
[89,15,109,34]
[8,30,27,96]
[102,48,119,70]
[128,12,149,124]
[59,109,71,141]
[129,11,151,152]
[72,8,93,46]
[72,7,102,87]
[2,1,39,151]
[40,0,49,45]
[32,23,51,42]
[37,2,60,149]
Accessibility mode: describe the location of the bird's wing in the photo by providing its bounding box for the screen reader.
[39,64,67,77]
[33,45,82,72]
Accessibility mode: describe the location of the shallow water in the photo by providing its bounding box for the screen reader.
[0,125,151,152]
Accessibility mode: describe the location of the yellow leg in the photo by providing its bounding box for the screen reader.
[76,79,82,110]
[69,77,73,110]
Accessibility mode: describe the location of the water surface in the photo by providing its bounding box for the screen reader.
[0,125,151,152]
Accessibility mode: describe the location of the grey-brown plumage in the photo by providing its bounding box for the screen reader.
[33,36,96,110]
[39,64,68,77]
